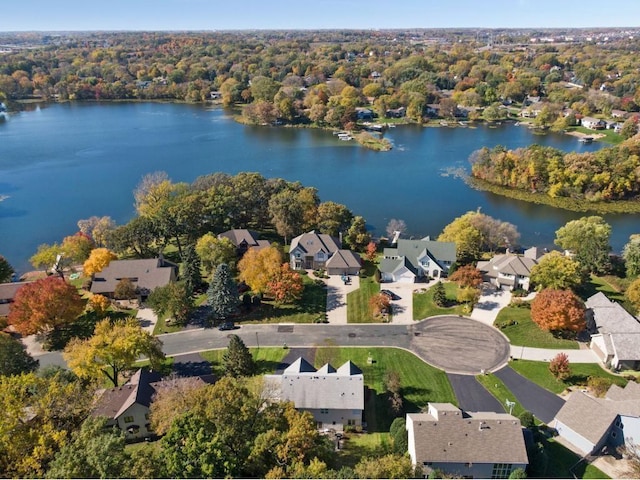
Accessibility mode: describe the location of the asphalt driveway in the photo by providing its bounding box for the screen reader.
[494,366,565,424]
[447,373,504,412]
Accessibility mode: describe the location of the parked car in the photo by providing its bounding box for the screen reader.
[380,289,398,300]
[218,321,235,331]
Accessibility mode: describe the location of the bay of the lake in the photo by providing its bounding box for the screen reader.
[0,101,637,274]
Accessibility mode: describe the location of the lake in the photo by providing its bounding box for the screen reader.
[0,102,636,274]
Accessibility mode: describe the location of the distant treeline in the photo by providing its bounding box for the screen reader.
[470,135,640,202]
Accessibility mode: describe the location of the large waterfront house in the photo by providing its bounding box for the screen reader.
[289,231,361,275]
[218,229,271,257]
[476,247,545,291]
[264,357,364,432]
[406,403,529,479]
[379,238,456,283]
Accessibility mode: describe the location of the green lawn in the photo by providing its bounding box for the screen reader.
[337,432,391,468]
[239,274,327,324]
[413,282,465,320]
[495,306,579,349]
[199,347,289,377]
[510,359,627,394]
[566,126,622,145]
[577,275,629,304]
[475,373,528,419]
[153,310,184,335]
[319,347,456,432]
[347,261,382,323]
[535,438,609,479]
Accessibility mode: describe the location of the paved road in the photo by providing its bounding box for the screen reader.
[447,373,504,412]
[494,366,565,424]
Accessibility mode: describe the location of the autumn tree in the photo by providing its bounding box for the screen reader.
[438,212,482,263]
[365,241,378,262]
[555,216,611,274]
[530,251,582,291]
[207,263,239,323]
[0,332,39,376]
[223,334,256,378]
[147,281,194,326]
[267,263,304,305]
[82,248,117,277]
[345,215,372,251]
[196,233,237,274]
[548,352,571,381]
[61,232,95,264]
[149,375,210,436]
[114,278,137,300]
[386,218,407,239]
[0,255,14,282]
[531,289,586,335]
[625,278,640,314]
[63,318,165,387]
[384,370,403,416]
[354,453,417,479]
[370,292,391,317]
[238,246,283,294]
[87,294,110,317]
[77,215,115,247]
[269,187,319,244]
[8,276,85,336]
[316,201,353,237]
[449,264,483,288]
[30,242,61,272]
[623,234,640,277]
[133,171,172,217]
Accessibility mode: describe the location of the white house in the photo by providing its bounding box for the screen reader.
[476,247,544,291]
[406,403,528,479]
[379,238,456,283]
[289,231,361,275]
[264,357,364,432]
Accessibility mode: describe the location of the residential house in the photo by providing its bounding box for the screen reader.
[611,109,628,119]
[92,368,215,441]
[89,257,178,301]
[0,281,30,318]
[553,382,640,455]
[355,107,374,120]
[379,238,456,283]
[218,229,270,257]
[519,102,546,118]
[289,231,340,270]
[476,247,544,291]
[386,106,406,118]
[581,117,607,130]
[406,403,529,479]
[264,357,364,432]
[586,292,640,370]
[325,249,362,276]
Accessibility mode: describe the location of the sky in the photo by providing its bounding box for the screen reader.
[2,0,639,31]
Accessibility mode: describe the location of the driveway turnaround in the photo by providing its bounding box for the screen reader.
[409,316,511,375]
[494,366,565,424]
[447,373,504,413]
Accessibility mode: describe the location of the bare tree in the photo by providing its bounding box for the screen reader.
[386,219,407,239]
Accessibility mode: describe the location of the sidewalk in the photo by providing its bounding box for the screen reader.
[470,285,512,326]
[136,308,158,333]
[510,345,600,363]
[325,274,360,325]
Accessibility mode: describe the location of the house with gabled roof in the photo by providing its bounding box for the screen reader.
[289,231,360,275]
[553,382,640,456]
[325,249,362,276]
[264,357,364,432]
[379,238,456,283]
[0,281,31,318]
[406,403,528,479]
[218,229,270,257]
[89,257,177,301]
[586,292,640,370]
[476,247,544,291]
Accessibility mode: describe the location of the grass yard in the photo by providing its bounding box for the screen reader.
[510,359,627,394]
[347,261,382,323]
[318,347,455,432]
[153,311,184,335]
[199,347,288,377]
[239,274,327,324]
[576,274,629,305]
[535,438,609,479]
[495,306,579,349]
[475,373,528,419]
[337,432,391,468]
[413,281,465,320]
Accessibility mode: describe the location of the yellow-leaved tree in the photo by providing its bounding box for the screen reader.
[63,318,165,387]
[83,248,118,276]
[238,246,283,294]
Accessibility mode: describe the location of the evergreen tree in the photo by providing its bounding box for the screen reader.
[180,244,202,295]
[432,281,447,307]
[207,263,239,324]
[0,333,39,376]
[222,334,256,377]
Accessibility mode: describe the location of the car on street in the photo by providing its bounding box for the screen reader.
[218,322,236,331]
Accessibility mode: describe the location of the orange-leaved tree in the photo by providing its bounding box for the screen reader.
[549,352,571,381]
[83,248,117,277]
[8,276,85,336]
[531,289,586,335]
[238,246,283,294]
[369,293,391,317]
[267,263,304,305]
[449,264,483,288]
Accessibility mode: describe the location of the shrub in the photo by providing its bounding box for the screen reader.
[519,411,535,429]
[549,352,571,381]
[587,376,613,397]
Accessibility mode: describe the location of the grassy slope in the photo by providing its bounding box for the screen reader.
[413,282,464,320]
[495,306,579,349]
[347,261,381,323]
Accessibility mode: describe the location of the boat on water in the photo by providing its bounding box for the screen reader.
[579,137,594,144]
[337,132,352,141]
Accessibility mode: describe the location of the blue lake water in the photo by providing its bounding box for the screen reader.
[0,102,637,274]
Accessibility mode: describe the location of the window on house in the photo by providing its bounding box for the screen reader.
[124,415,134,423]
[320,409,329,414]
[491,463,513,479]
[347,419,356,426]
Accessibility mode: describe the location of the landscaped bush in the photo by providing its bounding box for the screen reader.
[587,376,613,397]
[509,299,531,308]
[511,289,528,297]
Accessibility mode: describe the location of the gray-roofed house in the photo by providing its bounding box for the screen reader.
[92,368,215,441]
[0,281,31,317]
[476,247,544,291]
[553,382,640,455]
[89,257,177,301]
[379,238,456,283]
[586,292,640,370]
[289,231,357,275]
[406,403,528,478]
[325,249,362,276]
[264,357,364,432]
[218,229,271,256]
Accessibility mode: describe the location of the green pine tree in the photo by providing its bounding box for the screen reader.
[207,263,239,324]
[180,244,202,295]
[223,334,256,377]
[432,281,447,307]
